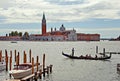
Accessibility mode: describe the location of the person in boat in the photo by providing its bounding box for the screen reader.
[86,54,88,58]
[80,55,83,58]
[72,48,74,56]
[95,55,97,58]
[88,54,91,58]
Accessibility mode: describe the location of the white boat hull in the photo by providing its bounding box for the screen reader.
[9,65,42,79]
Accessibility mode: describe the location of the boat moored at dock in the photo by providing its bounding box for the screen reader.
[9,63,42,79]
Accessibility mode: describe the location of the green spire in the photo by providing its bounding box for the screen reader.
[42,12,46,20]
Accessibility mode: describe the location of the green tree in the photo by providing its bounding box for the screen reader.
[22,32,29,40]
[19,32,22,36]
[14,31,18,36]
[11,31,14,36]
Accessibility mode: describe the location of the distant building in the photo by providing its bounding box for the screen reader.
[29,13,78,41]
[77,33,100,41]
[0,36,21,41]
[30,13,100,41]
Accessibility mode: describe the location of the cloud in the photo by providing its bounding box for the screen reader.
[76,27,120,38]
[45,0,84,5]
[0,0,120,24]
[0,0,12,8]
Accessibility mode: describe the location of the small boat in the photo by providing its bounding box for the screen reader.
[0,57,6,71]
[11,41,17,43]
[9,63,42,79]
[62,52,112,60]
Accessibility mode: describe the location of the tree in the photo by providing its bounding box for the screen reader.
[19,32,22,36]
[11,31,14,36]
[22,32,29,40]
[14,31,18,36]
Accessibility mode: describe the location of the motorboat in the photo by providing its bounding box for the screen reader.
[9,63,42,79]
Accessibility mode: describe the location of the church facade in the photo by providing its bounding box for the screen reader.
[29,13,100,41]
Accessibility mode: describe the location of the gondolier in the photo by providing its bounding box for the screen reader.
[72,48,74,56]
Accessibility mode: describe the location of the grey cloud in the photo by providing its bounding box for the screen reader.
[0,0,13,8]
[45,0,84,5]
[76,2,112,13]
[0,15,6,23]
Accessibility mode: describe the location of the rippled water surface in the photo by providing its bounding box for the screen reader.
[0,41,120,81]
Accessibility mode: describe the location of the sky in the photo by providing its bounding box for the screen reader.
[0,0,120,38]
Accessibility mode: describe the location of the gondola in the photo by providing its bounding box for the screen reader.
[62,52,112,60]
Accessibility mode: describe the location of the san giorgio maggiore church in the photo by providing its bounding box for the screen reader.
[29,13,100,41]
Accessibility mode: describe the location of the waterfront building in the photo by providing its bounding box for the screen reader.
[29,13,78,41]
[77,33,100,41]
[0,36,21,41]
[30,13,100,41]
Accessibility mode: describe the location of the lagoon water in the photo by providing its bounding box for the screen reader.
[0,41,120,81]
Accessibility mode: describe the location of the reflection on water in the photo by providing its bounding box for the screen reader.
[0,41,120,81]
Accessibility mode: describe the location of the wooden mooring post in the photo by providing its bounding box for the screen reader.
[50,64,53,73]
[16,52,20,66]
[0,50,2,62]
[96,46,98,53]
[29,49,32,63]
[9,51,12,78]
[23,51,27,63]
[15,49,17,62]
[103,48,105,57]
[32,57,34,74]
[5,49,8,71]
[43,54,45,77]
[39,69,42,79]
[36,56,39,72]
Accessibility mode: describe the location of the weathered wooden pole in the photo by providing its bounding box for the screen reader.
[34,72,38,81]
[103,48,105,57]
[10,51,12,70]
[10,50,12,59]
[14,50,17,62]
[96,46,98,53]
[16,52,20,67]
[16,55,18,66]
[32,57,34,74]
[23,51,27,63]
[43,54,45,77]
[9,56,12,70]
[0,50,2,62]
[50,64,53,73]
[17,52,20,65]
[36,56,39,72]
[5,49,8,71]
[47,66,49,74]
[16,55,18,70]
[9,56,12,78]
[29,49,32,63]
[39,69,42,79]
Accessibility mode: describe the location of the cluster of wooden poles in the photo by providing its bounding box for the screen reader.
[96,46,120,54]
[0,49,53,80]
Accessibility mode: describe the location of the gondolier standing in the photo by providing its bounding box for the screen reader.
[72,48,74,56]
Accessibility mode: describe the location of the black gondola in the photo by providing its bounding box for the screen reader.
[62,52,112,60]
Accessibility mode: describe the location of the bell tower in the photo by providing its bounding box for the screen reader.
[42,13,46,35]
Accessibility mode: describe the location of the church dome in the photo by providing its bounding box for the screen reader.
[60,24,65,31]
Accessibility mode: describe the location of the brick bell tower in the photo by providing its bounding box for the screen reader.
[42,13,46,35]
